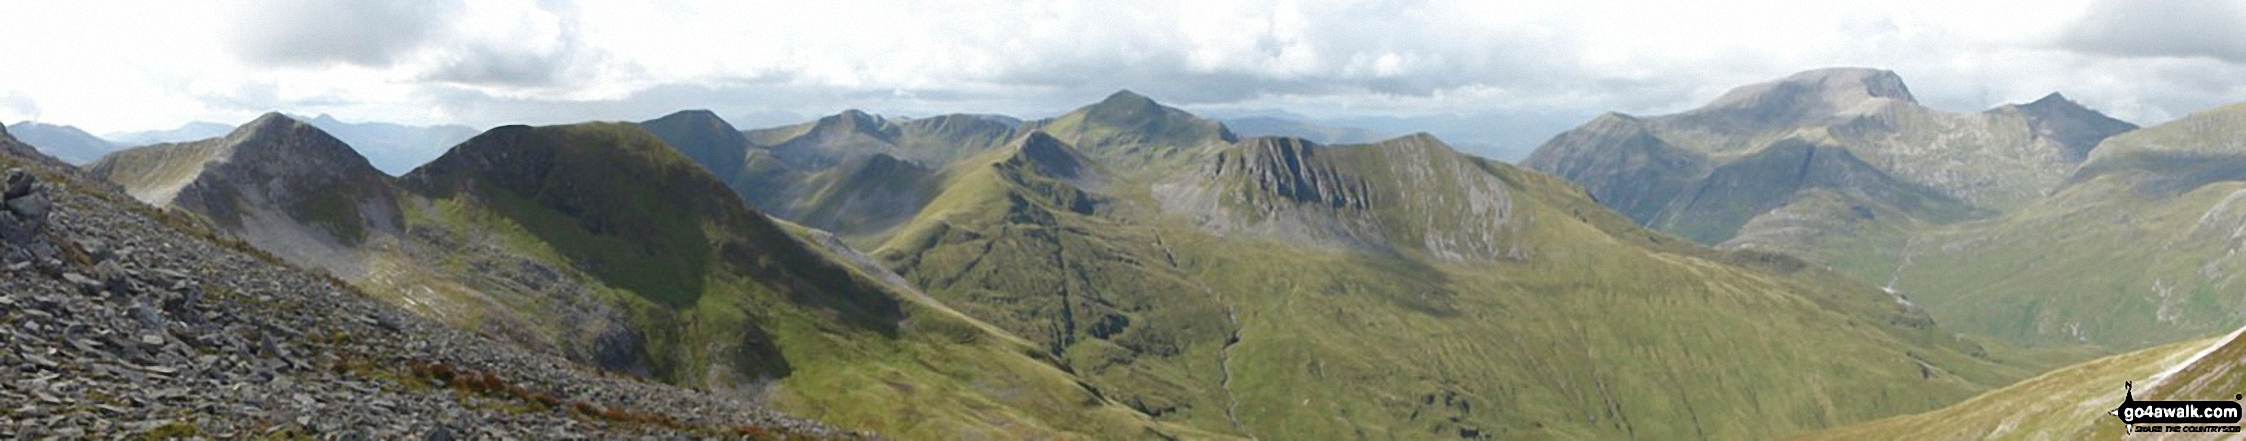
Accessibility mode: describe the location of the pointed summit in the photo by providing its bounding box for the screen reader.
[655,109,727,123]
[1095,89,1157,109]
[86,110,402,277]
[1022,90,1236,170]
[2007,92,2137,161]
[2026,92,2075,108]
[818,109,891,135]
[241,111,298,131]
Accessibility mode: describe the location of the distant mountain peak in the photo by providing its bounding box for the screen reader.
[226,112,331,152]
[648,109,734,130]
[2017,92,2095,115]
[666,109,723,120]
[1103,89,1153,103]
[1785,67,1914,102]
[1090,89,1163,114]
[1693,68,1917,122]
[812,109,892,136]
[2004,91,2138,161]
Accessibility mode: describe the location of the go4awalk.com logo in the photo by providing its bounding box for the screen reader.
[2110,381,2244,434]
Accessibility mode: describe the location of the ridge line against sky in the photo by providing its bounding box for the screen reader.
[2,0,2242,159]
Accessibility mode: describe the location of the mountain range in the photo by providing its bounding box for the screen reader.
[621,90,2068,438]
[9,67,2245,439]
[104,121,236,146]
[292,114,480,176]
[1523,68,2246,352]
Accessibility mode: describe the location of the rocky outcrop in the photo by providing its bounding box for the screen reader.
[1,168,58,268]
[1162,134,1526,261]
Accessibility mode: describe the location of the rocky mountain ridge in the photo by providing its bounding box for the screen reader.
[86,113,404,280]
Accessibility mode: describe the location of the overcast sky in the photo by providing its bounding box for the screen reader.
[2,0,2243,158]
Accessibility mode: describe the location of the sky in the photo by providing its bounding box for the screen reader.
[1,0,2243,159]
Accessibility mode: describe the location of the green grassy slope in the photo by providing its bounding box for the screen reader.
[870,98,2045,438]
[871,131,1249,432]
[1173,140,2032,439]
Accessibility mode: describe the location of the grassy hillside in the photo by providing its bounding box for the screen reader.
[872,132,1248,432]
[870,104,2047,438]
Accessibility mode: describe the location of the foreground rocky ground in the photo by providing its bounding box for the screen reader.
[0,146,870,438]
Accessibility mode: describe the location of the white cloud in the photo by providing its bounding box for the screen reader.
[0,0,2241,156]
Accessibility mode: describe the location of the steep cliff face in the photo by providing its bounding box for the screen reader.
[1162,134,1526,261]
